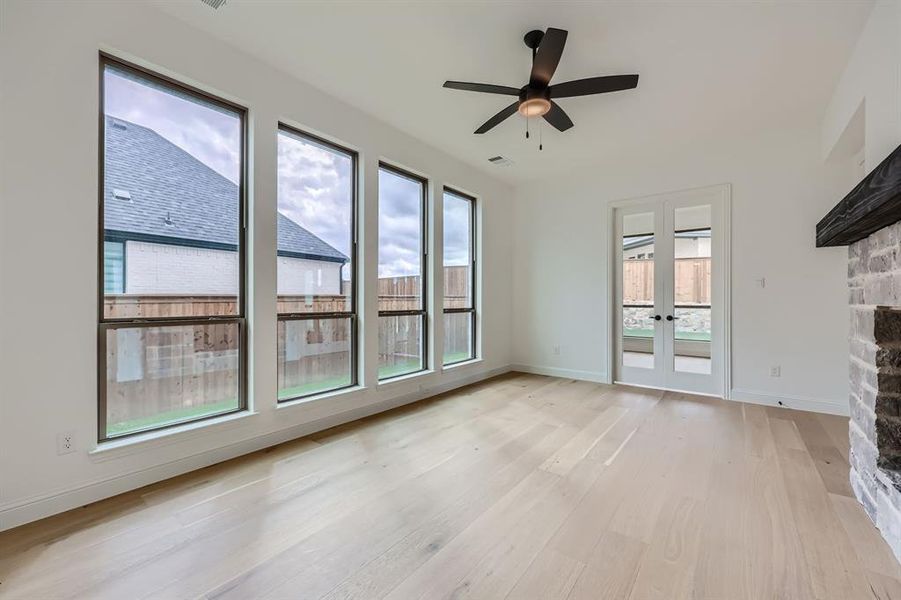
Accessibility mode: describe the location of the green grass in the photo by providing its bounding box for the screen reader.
[110,354,475,436]
[624,328,711,342]
[379,357,423,380]
[278,374,353,401]
[107,398,239,437]
[442,350,473,365]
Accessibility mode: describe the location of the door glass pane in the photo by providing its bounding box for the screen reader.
[378,314,424,379]
[277,317,352,401]
[622,212,655,369]
[673,205,712,374]
[104,322,240,438]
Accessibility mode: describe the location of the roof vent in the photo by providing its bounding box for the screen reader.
[488,155,514,167]
[111,120,128,131]
[199,0,228,8]
[112,188,131,201]
[163,211,175,227]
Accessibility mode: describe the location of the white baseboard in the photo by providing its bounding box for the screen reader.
[509,364,848,417]
[510,364,610,384]
[0,366,511,532]
[730,388,849,417]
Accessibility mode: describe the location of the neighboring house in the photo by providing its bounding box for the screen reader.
[103,116,347,296]
[622,229,711,260]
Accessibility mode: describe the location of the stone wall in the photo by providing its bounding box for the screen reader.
[848,221,901,562]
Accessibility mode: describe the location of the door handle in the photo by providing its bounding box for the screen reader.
[654,315,662,321]
[666,315,678,321]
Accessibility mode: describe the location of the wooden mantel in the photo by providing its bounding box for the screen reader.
[817,143,901,247]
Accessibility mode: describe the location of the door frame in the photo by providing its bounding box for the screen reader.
[605,183,732,399]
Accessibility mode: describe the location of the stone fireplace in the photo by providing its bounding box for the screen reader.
[849,224,901,561]
[819,142,901,562]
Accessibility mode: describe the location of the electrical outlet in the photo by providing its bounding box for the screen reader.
[770,366,781,378]
[57,431,76,455]
[553,345,561,356]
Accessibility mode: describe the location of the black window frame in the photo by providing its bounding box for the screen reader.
[442,187,477,366]
[378,162,429,381]
[276,124,359,402]
[97,53,248,442]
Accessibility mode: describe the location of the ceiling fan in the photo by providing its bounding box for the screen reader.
[443,28,639,135]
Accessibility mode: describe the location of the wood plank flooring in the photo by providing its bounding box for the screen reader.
[1,373,899,599]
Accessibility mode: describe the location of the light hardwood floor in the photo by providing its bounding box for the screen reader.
[1,373,900,599]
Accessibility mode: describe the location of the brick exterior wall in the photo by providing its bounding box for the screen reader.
[124,240,342,296]
[276,255,343,296]
[125,241,239,295]
[848,222,901,562]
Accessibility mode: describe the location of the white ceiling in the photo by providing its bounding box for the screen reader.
[154,0,873,185]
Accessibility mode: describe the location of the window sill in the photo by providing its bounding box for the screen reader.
[442,357,482,371]
[277,385,366,410]
[377,368,434,388]
[90,410,258,462]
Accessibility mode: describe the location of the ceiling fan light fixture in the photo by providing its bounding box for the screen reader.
[443,27,638,136]
[518,97,551,117]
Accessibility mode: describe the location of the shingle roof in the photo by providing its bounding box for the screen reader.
[103,116,347,263]
[623,229,710,251]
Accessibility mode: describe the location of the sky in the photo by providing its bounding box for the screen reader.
[278,131,353,270]
[443,191,472,267]
[105,67,469,279]
[104,68,241,184]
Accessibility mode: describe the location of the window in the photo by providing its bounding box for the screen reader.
[276,126,357,400]
[103,241,125,294]
[443,188,476,365]
[99,55,246,440]
[378,164,427,379]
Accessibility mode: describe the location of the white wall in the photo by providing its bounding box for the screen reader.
[126,240,343,296]
[512,115,853,413]
[0,1,514,530]
[276,256,342,296]
[822,0,901,170]
[125,241,240,295]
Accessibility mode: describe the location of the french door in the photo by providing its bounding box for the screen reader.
[613,187,727,396]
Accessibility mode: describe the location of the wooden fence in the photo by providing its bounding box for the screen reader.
[104,267,473,430]
[622,258,711,304]
[104,321,239,434]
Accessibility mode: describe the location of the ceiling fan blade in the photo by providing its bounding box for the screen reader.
[550,74,639,98]
[543,101,573,132]
[529,28,568,88]
[443,81,521,95]
[474,102,519,134]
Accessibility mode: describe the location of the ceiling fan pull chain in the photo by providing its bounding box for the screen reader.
[526,117,530,139]
[539,118,543,151]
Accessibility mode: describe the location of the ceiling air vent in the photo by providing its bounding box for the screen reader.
[199,0,228,8]
[488,155,514,167]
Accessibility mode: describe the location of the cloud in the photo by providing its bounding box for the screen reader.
[443,192,471,267]
[277,132,353,264]
[378,169,424,278]
[104,70,241,184]
[103,67,461,280]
